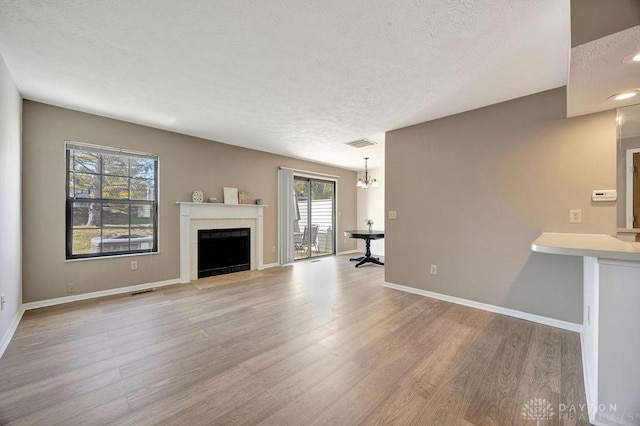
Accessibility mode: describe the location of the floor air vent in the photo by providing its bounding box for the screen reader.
[131,288,155,296]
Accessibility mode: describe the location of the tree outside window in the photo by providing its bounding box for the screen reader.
[65,141,158,259]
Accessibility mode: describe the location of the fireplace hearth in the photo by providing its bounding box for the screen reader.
[198,228,250,278]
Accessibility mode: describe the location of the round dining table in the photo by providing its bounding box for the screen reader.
[343,230,385,267]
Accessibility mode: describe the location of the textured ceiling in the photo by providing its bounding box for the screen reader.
[0,0,570,170]
[568,26,640,119]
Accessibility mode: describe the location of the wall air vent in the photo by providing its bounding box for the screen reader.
[345,138,376,148]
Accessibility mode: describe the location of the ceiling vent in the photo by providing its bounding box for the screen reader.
[345,138,376,148]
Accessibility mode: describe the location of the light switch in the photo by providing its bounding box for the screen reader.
[389,210,397,220]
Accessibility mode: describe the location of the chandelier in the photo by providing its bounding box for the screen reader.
[356,157,378,188]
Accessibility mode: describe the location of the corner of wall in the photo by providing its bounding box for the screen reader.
[0,51,23,358]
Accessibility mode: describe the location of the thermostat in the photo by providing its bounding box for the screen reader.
[592,190,617,202]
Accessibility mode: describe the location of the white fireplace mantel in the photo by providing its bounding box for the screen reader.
[177,202,266,283]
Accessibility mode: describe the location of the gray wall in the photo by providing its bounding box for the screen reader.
[22,101,357,303]
[570,0,640,47]
[385,87,616,323]
[0,52,22,350]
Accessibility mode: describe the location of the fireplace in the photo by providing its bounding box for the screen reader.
[198,228,250,278]
[177,202,265,283]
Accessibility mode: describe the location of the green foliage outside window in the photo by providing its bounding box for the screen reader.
[65,142,158,259]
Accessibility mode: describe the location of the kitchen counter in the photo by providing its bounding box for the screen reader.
[531,232,640,424]
[531,232,640,262]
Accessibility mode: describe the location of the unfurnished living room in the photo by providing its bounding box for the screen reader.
[1,1,640,425]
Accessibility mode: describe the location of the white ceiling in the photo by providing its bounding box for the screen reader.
[568,26,640,118]
[0,0,570,170]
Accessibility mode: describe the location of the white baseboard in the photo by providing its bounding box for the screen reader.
[337,250,359,255]
[383,282,582,333]
[0,307,25,358]
[22,278,182,311]
[262,262,280,269]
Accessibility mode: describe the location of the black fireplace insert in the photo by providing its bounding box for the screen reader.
[198,228,250,278]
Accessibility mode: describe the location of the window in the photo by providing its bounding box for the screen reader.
[65,141,158,259]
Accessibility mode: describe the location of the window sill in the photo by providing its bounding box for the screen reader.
[65,251,160,263]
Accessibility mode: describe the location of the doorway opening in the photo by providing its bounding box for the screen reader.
[626,148,640,231]
[293,177,336,260]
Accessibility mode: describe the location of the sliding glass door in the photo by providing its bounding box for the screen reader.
[293,176,335,260]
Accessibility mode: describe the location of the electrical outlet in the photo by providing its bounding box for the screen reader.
[0,294,5,311]
[569,210,583,224]
[131,261,138,270]
[430,264,438,275]
[67,283,76,294]
[272,246,276,253]
[389,210,397,220]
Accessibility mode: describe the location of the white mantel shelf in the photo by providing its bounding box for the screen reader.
[177,202,267,284]
[176,202,269,207]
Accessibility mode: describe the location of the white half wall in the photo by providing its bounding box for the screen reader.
[356,166,385,256]
[0,52,22,357]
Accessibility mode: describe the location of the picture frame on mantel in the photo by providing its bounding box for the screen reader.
[223,187,238,205]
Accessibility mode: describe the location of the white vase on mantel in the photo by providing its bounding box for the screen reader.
[192,190,204,203]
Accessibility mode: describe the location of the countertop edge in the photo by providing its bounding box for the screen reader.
[531,233,640,262]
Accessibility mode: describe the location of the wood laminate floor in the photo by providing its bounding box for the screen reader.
[0,256,589,425]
